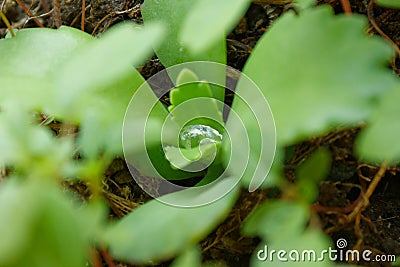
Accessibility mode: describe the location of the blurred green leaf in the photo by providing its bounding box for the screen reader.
[179,0,250,54]
[0,23,163,158]
[259,147,285,188]
[376,0,400,8]
[51,22,164,157]
[297,149,332,181]
[0,26,92,108]
[53,22,164,115]
[243,200,309,241]
[241,6,397,146]
[295,0,317,10]
[76,70,148,157]
[356,85,400,164]
[297,147,332,202]
[171,247,202,267]
[103,179,239,264]
[142,0,226,67]
[250,229,333,267]
[0,107,73,179]
[0,180,89,267]
[393,256,400,266]
[223,73,276,192]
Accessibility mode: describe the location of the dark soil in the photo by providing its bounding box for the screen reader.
[1,0,399,266]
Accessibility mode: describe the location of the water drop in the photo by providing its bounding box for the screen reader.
[179,124,222,149]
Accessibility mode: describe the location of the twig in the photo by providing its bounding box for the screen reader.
[311,183,364,214]
[339,0,352,14]
[92,4,140,35]
[100,247,116,267]
[52,0,61,28]
[364,164,387,199]
[81,0,85,31]
[40,0,50,12]
[70,4,91,27]
[345,164,387,222]
[91,248,103,267]
[24,8,53,27]
[15,0,44,27]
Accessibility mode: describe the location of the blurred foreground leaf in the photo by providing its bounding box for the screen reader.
[0,180,89,267]
[241,6,397,146]
[376,0,400,8]
[297,148,332,202]
[243,201,309,241]
[103,178,239,264]
[179,0,250,54]
[356,85,400,164]
[250,229,333,267]
[142,0,226,67]
[0,26,91,108]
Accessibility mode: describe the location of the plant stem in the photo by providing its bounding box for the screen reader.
[0,10,14,37]
[53,0,61,28]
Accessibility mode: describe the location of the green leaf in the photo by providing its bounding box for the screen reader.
[297,148,332,202]
[103,178,239,264]
[0,23,164,158]
[393,256,400,266]
[168,69,224,132]
[356,85,400,164]
[142,0,226,67]
[169,93,225,134]
[170,247,202,267]
[257,147,285,188]
[179,0,251,54]
[0,106,73,179]
[195,162,225,186]
[222,74,276,192]
[241,6,397,146]
[250,229,333,267]
[76,70,148,157]
[168,69,212,112]
[297,148,331,182]
[51,22,164,157]
[164,142,218,171]
[243,201,309,241]
[0,26,92,108]
[0,180,88,267]
[376,0,400,8]
[295,0,317,10]
[53,22,163,120]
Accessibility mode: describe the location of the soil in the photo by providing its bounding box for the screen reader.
[1,0,399,266]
